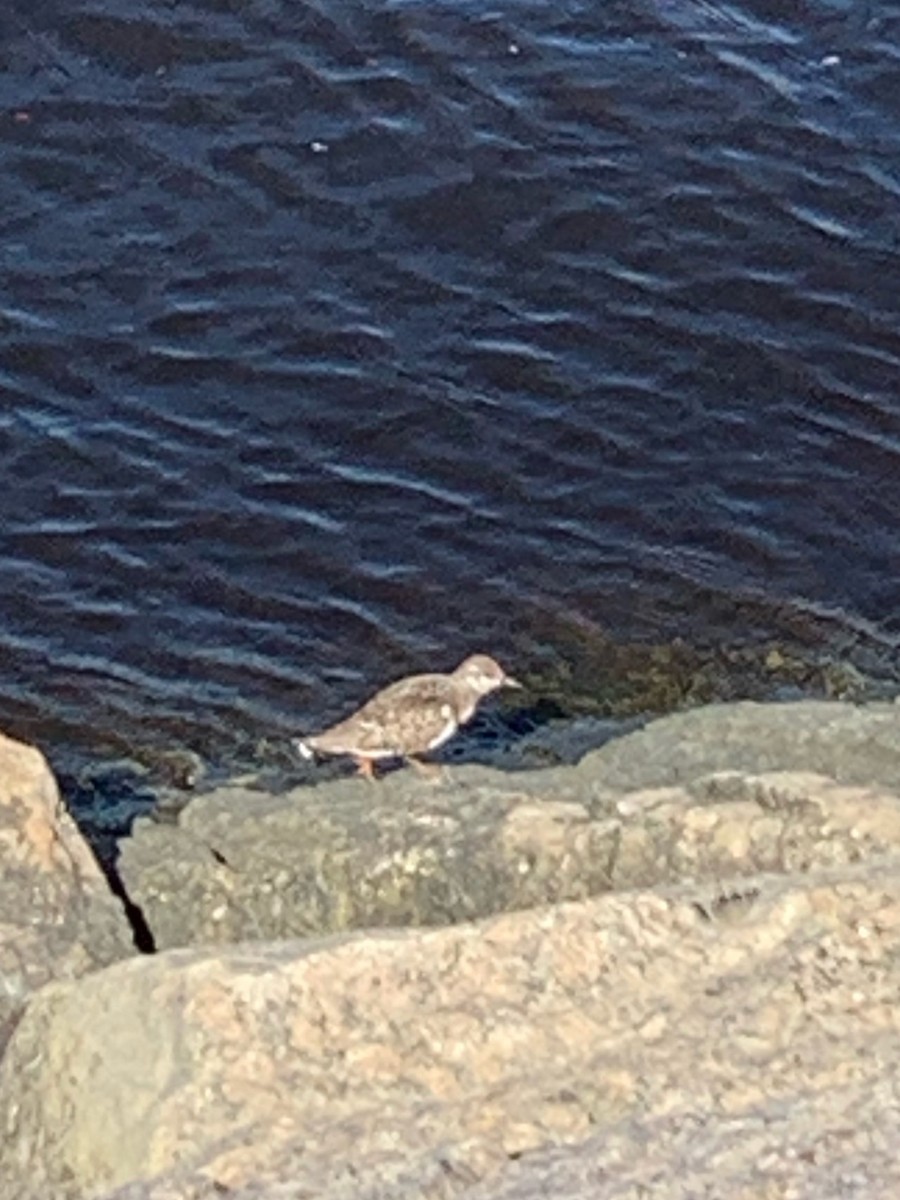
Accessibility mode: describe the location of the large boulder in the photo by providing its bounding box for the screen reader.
[0,730,134,1043]
[1,827,899,1199]
[570,697,900,791]
[6,701,900,1199]
[117,769,616,949]
[118,699,900,951]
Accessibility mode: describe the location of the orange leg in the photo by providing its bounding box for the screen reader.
[353,756,377,781]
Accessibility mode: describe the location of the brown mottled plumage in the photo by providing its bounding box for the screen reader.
[295,654,521,778]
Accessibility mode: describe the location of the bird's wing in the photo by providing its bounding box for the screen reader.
[310,714,395,755]
[361,676,462,751]
[362,673,448,709]
[309,675,455,756]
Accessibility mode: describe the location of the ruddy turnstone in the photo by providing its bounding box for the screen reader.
[295,654,521,778]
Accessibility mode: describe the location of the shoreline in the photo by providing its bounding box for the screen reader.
[48,625,893,871]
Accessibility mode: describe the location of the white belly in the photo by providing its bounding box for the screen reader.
[426,706,459,751]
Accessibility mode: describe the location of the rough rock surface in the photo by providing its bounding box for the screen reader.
[2,826,900,1200]
[0,730,134,1044]
[570,697,900,792]
[4,700,900,1200]
[119,699,900,950]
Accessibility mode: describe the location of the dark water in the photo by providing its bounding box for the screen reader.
[1,0,899,823]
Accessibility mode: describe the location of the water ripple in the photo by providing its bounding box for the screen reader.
[0,0,896,785]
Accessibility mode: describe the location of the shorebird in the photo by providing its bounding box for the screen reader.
[295,654,521,779]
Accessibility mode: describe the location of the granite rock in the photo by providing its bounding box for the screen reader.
[2,842,900,1199]
[5,702,900,1199]
[0,729,134,1046]
[119,699,900,950]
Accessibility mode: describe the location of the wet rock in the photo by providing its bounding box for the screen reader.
[3,849,900,1200]
[119,699,900,951]
[0,730,135,1047]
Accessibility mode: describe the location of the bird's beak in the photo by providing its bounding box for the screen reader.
[503,674,523,689]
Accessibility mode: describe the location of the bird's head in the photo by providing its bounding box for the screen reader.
[453,654,522,696]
